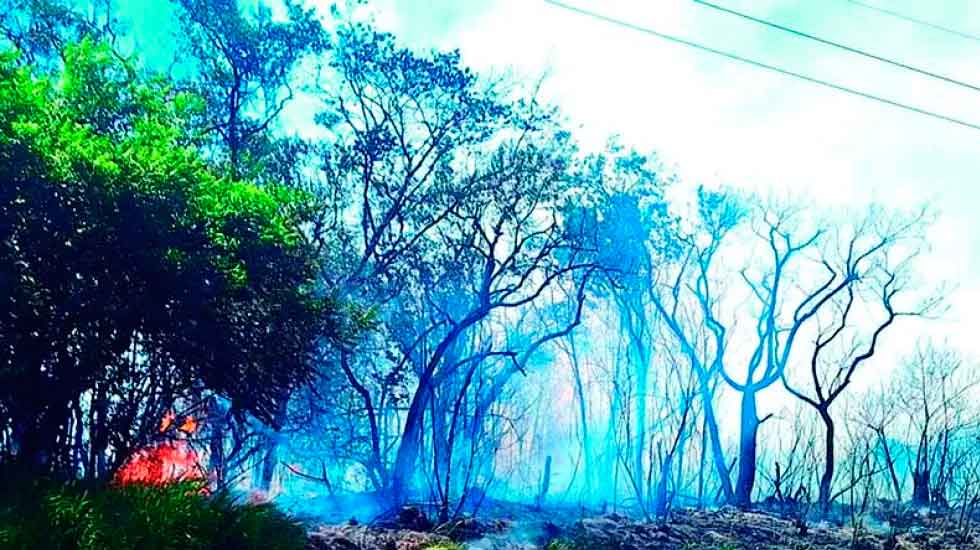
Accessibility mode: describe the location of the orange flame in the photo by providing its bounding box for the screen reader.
[159,410,176,433]
[113,441,206,488]
[178,415,198,435]
[115,412,208,492]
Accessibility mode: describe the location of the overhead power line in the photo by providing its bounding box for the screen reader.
[693,0,980,94]
[842,0,980,44]
[542,0,980,133]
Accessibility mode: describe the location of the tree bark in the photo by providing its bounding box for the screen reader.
[632,340,649,505]
[389,379,430,503]
[883,444,902,502]
[89,383,109,478]
[10,397,68,475]
[567,333,593,495]
[207,398,228,485]
[389,308,489,503]
[535,455,553,510]
[912,468,931,507]
[259,438,278,492]
[339,350,385,490]
[701,380,735,503]
[734,388,759,507]
[818,409,835,514]
[655,451,673,518]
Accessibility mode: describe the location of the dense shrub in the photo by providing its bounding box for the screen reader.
[0,477,306,550]
[0,39,338,474]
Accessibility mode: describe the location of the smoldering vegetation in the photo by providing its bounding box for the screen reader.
[0,1,978,549]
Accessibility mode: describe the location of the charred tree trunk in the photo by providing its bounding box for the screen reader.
[10,395,70,476]
[568,334,593,495]
[431,387,451,524]
[390,385,429,503]
[207,398,228,486]
[818,408,835,514]
[872,428,903,502]
[257,400,289,492]
[912,468,931,507]
[259,440,278,492]
[734,388,759,508]
[71,400,85,476]
[674,433,686,507]
[389,310,487,504]
[88,383,109,478]
[339,350,385,490]
[698,415,708,509]
[633,351,649,505]
[605,358,624,503]
[535,455,553,511]
[701,381,734,504]
[655,451,673,519]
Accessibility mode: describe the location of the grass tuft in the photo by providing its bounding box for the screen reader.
[0,476,306,550]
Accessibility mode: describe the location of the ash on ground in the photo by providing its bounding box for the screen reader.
[306,503,980,550]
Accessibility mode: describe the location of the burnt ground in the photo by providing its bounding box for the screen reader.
[306,503,980,550]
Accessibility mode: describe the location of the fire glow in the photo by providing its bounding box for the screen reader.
[113,411,207,490]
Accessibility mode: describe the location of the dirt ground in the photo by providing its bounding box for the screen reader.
[555,508,980,549]
[306,505,980,550]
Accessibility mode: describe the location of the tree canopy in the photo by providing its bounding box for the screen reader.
[0,38,336,473]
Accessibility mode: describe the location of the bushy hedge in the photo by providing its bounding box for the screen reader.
[0,478,306,550]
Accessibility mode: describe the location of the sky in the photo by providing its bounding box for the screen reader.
[110,0,980,405]
[360,0,980,384]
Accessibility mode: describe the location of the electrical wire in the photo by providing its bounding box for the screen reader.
[842,0,980,44]
[693,0,980,93]
[543,0,980,133]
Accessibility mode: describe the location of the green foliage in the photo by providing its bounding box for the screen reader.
[419,543,462,550]
[0,477,306,550]
[0,38,335,471]
[546,537,622,550]
[1,38,307,277]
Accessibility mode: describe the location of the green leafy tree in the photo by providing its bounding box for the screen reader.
[0,39,334,475]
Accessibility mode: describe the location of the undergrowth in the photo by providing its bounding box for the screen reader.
[0,476,306,550]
